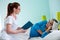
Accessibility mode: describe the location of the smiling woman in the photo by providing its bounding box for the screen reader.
[1,2,27,40]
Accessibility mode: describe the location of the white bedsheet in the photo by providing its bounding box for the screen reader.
[1,28,31,40]
[10,28,31,40]
[29,30,60,40]
[1,28,60,40]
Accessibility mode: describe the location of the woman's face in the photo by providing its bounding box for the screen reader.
[46,20,53,28]
[14,6,20,14]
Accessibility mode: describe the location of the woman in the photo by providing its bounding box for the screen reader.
[2,2,26,40]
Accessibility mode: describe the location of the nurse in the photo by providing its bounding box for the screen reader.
[2,2,26,40]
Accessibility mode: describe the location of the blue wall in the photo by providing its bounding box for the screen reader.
[0,0,50,26]
[49,0,60,19]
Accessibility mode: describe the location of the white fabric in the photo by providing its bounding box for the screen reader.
[2,16,31,40]
[29,30,60,40]
[2,28,30,40]
[52,21,58,30]
[43,30,60,40]
[4,16,19,30]
[2,16,21,40]
[29,37,42,40]
[13,28,31,40]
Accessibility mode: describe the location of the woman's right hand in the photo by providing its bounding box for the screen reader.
[46,26,52,32]
[18,29,27,33]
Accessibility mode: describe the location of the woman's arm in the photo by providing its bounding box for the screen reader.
[37,26,52,38]
[37,30,43,34]
[37,26,52,34]
[6,24,26,34]
[37,30,49,38]
[46,26,52,32]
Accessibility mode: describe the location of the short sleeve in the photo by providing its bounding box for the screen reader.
[5,16,13,25]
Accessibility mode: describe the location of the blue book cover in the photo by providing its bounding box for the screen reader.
[22,21,33,30]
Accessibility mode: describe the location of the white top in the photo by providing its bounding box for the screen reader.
[2,16,30,40]
[2,16,19,40]
[4,16,18,30]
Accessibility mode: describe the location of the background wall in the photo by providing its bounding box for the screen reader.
[49,0,60,19]
[0,0,50,27]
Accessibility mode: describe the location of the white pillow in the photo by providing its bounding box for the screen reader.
[52,21,58,30]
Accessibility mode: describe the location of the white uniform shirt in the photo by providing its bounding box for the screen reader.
[4,16,18,30]
[2,16,19,40]
[2,16,30,40]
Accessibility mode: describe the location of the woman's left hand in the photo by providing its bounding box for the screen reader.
[19,29,27,33]
[17,27,22,30]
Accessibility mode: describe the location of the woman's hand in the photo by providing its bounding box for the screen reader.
[17,27,27,33]
[17,27,22,30]
[46,26,52,32]
[6,24,27,34]
[18,29,27,33]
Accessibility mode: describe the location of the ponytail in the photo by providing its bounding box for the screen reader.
[6,2,20,18]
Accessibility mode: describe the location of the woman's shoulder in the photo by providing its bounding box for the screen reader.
[7,16,13,19]
[4,16,14,22]
[5,16,14,21]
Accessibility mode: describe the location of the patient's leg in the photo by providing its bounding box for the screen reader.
[43,30,60,40]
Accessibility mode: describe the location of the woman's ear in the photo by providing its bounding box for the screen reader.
[13,8,16,12]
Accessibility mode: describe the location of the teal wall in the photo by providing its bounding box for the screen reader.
[0,0,50,26]
[49,0,60,19]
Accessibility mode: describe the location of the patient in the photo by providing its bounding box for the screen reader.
[29,19,58,39]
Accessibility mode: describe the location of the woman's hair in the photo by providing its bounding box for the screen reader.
[6,2,20,18]
[52,19,58,23]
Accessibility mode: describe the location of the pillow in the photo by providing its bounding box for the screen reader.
[52,21,58,30]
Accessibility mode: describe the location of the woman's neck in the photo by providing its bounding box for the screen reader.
[11,12,16,20]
